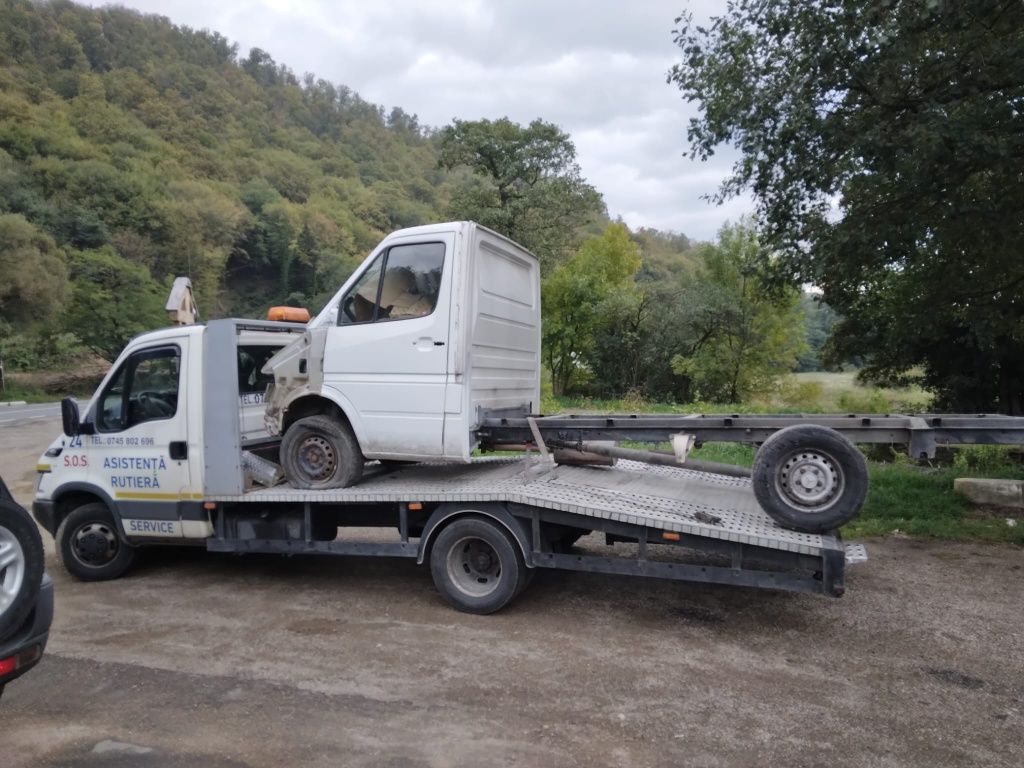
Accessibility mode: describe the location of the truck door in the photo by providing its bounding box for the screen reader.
[322,234,454,457]
[85,337,194,537]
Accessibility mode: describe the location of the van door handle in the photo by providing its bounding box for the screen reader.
[413,337,444,351]
[170,441,188,460]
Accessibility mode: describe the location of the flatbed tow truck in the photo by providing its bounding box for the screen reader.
[30,317,866,613]
[28,222,1024,614]
[32,316,1024,613]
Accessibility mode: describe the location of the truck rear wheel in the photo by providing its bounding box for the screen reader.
[0,498,44,642]
[430,516,525,614]
[281,415,364,490]
[752,425,868,533]
[56,503,137,582]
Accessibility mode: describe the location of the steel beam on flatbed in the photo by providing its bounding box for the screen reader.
[479,412,1024,458]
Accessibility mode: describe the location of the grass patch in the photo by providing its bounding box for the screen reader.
[690,441,756,468]
[848,461,1024,544]
[0,382,56,404]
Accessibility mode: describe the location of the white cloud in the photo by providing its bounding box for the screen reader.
[94,0,744,241]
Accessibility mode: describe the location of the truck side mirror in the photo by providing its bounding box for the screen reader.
[61,397,80,437]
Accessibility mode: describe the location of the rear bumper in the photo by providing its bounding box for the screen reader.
[32,499,56,536]
[0,573,54,690]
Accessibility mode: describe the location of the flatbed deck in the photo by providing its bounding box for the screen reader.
[213,458,832,556]
[207,457,864,598]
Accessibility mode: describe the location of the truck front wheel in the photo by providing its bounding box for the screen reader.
[430,517,525,614]
[56,503,137,582]
[280,415,364,490]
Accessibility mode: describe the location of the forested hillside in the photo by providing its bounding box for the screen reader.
[0,0,822,405]
[0,0,469,358]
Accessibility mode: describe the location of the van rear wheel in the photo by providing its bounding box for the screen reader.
[281,415,364,490]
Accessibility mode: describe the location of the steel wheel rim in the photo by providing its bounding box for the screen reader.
[446,536,502,598]
[0,525,26,614]
[775,448,845,512]
[298,435,337,481]
[71,521,118,567]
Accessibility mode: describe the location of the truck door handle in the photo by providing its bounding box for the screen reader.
[170,441,188,460]
[434,341,445,346]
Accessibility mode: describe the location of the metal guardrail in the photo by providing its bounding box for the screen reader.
[478,413,1024,458]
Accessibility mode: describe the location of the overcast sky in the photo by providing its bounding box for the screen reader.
[96,0,748,241]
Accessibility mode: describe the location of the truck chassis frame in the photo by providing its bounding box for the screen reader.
[479,411,1024,459]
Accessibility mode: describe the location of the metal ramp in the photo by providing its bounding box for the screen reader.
[209,457,840,558]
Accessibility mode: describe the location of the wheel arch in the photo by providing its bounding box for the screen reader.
[282,390,365,449]
[417,502,533,567]
[50,482,128,544]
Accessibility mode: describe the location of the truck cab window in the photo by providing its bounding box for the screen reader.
[339,242,444,325]
[96,346,180,432]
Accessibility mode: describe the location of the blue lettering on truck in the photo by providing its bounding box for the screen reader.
[110,475,161,489]
[104,457,168,470]
[127,519,177,535]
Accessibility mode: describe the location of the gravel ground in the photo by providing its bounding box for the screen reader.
[2,415,1022,767]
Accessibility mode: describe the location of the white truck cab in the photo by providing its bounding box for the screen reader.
[262,221,541,488]
[32,321,302,577]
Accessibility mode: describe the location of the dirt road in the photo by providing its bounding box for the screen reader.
[2,414,1022,767]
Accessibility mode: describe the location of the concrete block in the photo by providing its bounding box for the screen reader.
[953,478,1024,509]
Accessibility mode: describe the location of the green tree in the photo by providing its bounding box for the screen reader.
[670,0,1024,412]
[438,117,605,271]
[796,295,841,373]
[0,212,68,322]
[63,247,167,361]
[542,223,641,395]
[670,223,806,403]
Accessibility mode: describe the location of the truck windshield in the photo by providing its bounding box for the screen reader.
[96,345,181,432]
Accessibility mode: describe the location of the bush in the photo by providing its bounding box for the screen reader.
[952,445,1019,476]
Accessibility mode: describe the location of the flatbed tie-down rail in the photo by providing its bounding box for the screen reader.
[478,412,1024,459]
[206,458,862,597]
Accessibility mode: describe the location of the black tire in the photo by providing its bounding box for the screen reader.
[752,425,869,533]
[56,502,137,582]
[280,415,364,490]
[0,498,44,642]
[430,516,525,614]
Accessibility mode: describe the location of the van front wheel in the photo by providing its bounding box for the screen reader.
[281,415,364,490]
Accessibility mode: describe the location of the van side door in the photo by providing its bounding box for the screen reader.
[321,234,454,458]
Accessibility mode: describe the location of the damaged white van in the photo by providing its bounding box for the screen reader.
[262,221,541,489]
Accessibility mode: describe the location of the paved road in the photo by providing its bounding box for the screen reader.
[0,401,62,428]
[2,415,1022,767]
